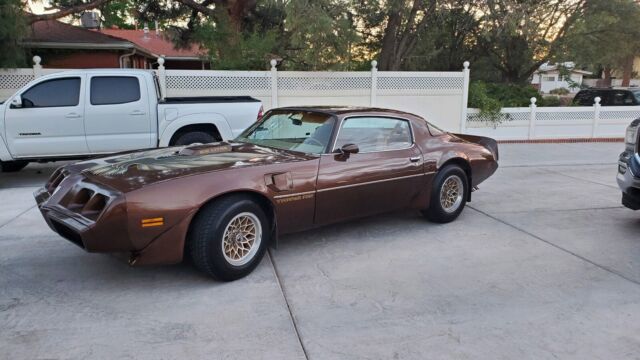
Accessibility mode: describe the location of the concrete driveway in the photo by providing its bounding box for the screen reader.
[1,142,639,359]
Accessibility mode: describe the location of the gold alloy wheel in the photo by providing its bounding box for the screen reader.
[440,175,464,213]
[221,212,262,266]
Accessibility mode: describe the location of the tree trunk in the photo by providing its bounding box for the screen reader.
[378,11,401,71]
[622,56,634,87]
[598,67,612,87]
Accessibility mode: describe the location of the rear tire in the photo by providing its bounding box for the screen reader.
[173,131,217,146]
[422,164,468,223]
[188,195,270,281]
[0,160,29,172]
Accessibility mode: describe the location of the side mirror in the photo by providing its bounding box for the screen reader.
[10,96,22,109]
[340,143,359,154]
[335,143,359,161]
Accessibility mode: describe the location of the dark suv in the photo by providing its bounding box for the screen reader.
[573,88,640,106]
[618,119,640,210]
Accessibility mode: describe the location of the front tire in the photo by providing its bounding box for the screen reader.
[188,195,270,281]
[173,131,217,146]
[422,164,469,223]
[0,160,29,172]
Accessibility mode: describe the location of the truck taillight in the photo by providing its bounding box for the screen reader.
[257,106,264,121]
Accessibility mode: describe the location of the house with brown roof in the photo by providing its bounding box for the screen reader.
[22,20,210,70]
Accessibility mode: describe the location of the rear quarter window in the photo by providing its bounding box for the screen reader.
[90,76,141,105]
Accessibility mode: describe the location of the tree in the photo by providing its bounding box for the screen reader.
[560,0,640,86]
[26,0,114,23]
[355,0,437,71]
[475,0,585,84]
[284,0,358,70]
[403,2,479,71]
[0,0,27,68]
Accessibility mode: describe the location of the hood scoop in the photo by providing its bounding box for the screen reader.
[177,142,233,156]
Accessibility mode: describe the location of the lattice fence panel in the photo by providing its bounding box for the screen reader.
[378,76,463,90]
[166,75,271,91]
[536,111,595,121]
[278,76,371,91]
[600,110,640,120]
[467,111,529,123]
[0,73,34,91]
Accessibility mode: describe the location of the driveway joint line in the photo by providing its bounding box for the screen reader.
[268,249,310,360]
[540,167,619,189]
[468,205,640,287]
[484,205,624,214]
[501,162,616,168]
[0,205,36,230]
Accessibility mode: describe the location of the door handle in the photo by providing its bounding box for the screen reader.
[65,112,82,118]
[409,156,421,162]
[129,110,146,116]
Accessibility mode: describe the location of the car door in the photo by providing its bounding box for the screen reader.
[314,116,425,225]
[84,74,153,153]
[4,76,88,158]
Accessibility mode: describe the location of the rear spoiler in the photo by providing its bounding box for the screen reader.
[452,133,499,161]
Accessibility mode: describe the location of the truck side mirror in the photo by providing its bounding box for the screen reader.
[10,96,22,109]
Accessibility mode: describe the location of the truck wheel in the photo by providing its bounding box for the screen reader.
[422,164,468,223]
[0,161,29,172]
[173,131,217,146]
[188,195,270,281]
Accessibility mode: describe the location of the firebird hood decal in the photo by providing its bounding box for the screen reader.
[74,143,316,192]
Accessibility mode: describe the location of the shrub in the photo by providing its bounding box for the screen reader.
[549,87,570,95]
[468,81,503,125]
[540,95,561,107]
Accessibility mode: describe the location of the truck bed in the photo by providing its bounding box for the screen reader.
[161,96,260,104]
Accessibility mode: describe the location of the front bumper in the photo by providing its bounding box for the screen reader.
[34,173,131,253]
[35,169,192,265]
[617,152,640,210]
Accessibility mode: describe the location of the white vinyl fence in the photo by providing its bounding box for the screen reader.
[466,97,635,140]
[0,56,470,132]
[1,56,635,139]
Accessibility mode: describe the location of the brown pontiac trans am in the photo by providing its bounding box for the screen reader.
[35,107,498,280]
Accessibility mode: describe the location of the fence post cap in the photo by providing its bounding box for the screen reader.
[530,97,537,105]
[33,55,41,65]
[270,59,278,69]
[157,57,165,65]
[463,61,470,69]
[594,96,601,104]
[371,60,378,70]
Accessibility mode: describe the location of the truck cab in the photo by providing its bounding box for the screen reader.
[0,69,262,172]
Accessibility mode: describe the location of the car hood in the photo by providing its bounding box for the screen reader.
[68,142,316,192]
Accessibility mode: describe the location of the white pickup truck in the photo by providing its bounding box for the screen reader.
[0,69,262,172]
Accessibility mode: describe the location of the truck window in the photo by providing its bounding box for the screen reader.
[90,76,141,105]
[611,91,635,105]
[21,78,80,108]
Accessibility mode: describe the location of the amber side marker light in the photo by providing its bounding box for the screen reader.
[141,217,164,227]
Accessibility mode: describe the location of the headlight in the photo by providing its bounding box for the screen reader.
[626,125,638,145]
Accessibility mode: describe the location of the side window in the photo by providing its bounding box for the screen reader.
[335,117,412,153]
[21,78,80,108]
[90,76,141,105]
[610,91,634,105]
[573,90,594,106]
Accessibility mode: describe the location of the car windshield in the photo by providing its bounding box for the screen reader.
[236,110,335,154]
